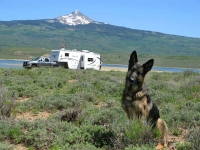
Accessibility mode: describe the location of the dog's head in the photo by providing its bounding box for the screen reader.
[125,51,154,94]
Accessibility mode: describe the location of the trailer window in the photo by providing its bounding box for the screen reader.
[88,58,93,62]
[65,53,69,57]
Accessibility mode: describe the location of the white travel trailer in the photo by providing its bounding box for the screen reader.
[50,48,102,70]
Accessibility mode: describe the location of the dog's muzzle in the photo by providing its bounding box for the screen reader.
[127,76,137,85]
[130,76,138,84]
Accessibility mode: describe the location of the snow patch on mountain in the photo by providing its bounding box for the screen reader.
[47,10,106,26]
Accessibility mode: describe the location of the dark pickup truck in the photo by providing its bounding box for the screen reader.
[23,57,58,69]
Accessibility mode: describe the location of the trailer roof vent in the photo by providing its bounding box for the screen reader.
[60,48,66,51]
[82,50,89,53]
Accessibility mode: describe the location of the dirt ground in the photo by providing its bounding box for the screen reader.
[101,66,127,72]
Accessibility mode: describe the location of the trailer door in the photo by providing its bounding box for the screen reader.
[80,55,85,69]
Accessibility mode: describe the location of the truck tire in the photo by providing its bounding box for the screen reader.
[31,65,37,68]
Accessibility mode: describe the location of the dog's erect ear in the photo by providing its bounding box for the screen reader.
[128,51,138,70]
[143,59,154,74]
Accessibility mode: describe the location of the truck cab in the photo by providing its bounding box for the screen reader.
[23,57,58,69]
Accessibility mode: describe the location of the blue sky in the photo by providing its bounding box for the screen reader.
[0,0,200,38]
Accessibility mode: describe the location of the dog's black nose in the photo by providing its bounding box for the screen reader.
[129,77,135,83]
[130,77,134,80]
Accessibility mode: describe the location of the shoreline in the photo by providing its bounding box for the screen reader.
[1,59,199,70]
[0,59,199,72]
[0,59,28,61]
[101,67,163,72]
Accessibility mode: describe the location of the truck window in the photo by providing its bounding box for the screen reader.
[88,58,93,62]
[45,58,49,62]
[65,53,69,57]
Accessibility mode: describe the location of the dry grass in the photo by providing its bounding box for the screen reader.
[16,97,30,103]
[15,111,51,121]
[101,66,127,72]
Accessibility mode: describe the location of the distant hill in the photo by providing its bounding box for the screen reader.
[0,10,200,56]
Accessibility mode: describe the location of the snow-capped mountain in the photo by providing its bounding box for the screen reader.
[47,10,106,26]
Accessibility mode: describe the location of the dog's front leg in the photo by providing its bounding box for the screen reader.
[135,90,147,98]
[139,104,149,125]
[122,89,132,119]
[128,108,138,121]
[122,105,131,119]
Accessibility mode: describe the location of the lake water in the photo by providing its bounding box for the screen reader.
[0,60,200,73]
[0,60,24,68]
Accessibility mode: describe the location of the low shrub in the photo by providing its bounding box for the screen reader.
[0,68,200,149]
[51,108,81,123]
[186,127,200,150]
[176,142,192,150]
[0,119,23,143]
[0,142,13,150]
[124,120,157,146]
[124,145,155,150]
[0,79,16,118]
[16,93,86,113]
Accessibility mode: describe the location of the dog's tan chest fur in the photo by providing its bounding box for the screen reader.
[124,95,151,120]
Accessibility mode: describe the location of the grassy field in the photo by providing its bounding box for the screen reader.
[101,53,200,69]
[1,22,200,57]
[0,47,51,60]
[0,67,200,149]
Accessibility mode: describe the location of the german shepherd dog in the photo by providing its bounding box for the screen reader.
[121,51,168,148]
